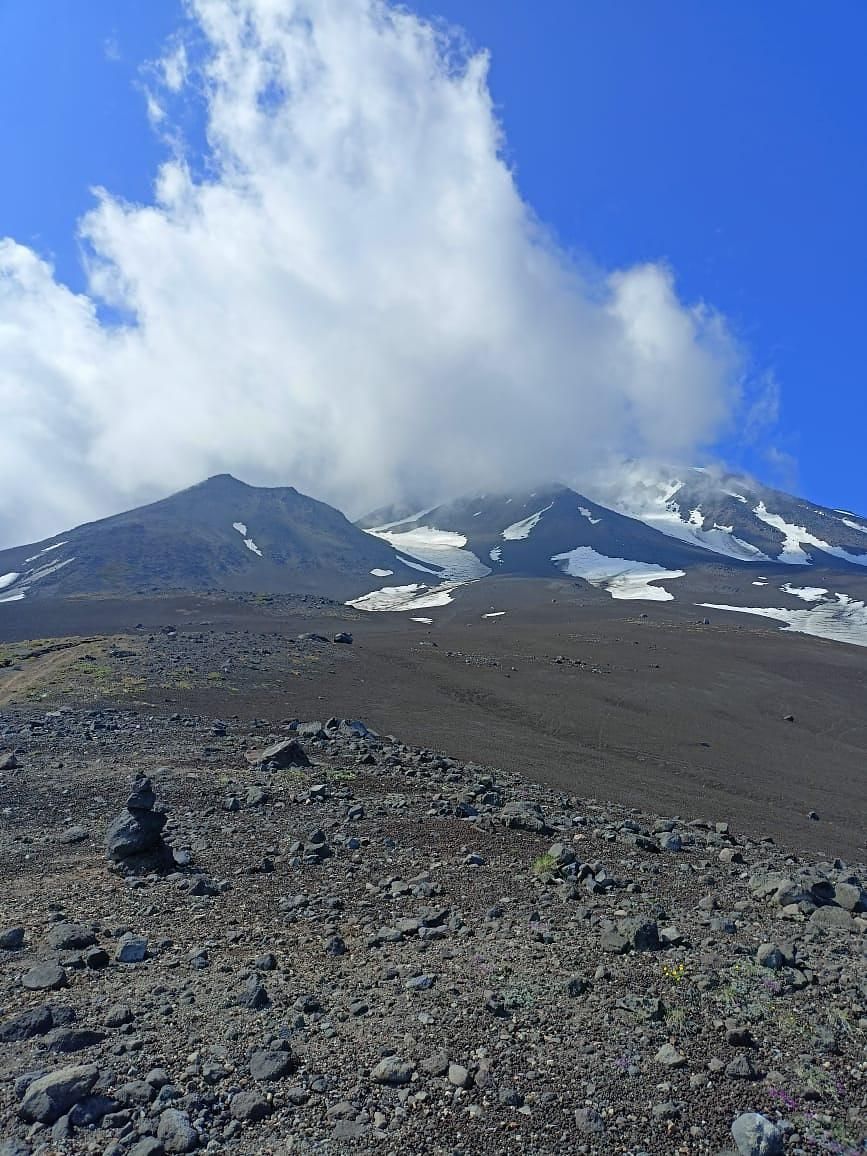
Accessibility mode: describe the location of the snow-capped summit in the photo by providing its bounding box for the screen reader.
[585,464,867,568]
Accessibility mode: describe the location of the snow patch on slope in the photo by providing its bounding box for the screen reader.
[0,556,75,602]
[552,546,685,601]
[24,541,68,564]
[232,521,262,557]
[592,475,767,561]
[841,517,867,535]
[578,506,601,525]
[753,503,867,566]
[370,568,393,577]
[781,583,827,602]
[700,595,867,648]
[366,526,489,582]
[347,582,463,613]
[502,502,554,541]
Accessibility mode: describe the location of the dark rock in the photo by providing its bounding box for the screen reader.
[105,808,167,861]
[127,775,157,810]
[731,1112,784,1155]
[18,1064,99,1123]
[156,1107,199,1152]
[22,962,67,991]
[128,1140,165,1156]
[229,1091,272,1121]
[237,976,270,1010]
[116,936,148,963]
[44,1027,105,1053]
[500,800,550,834]
[0,926,25,950]
[725,1053,759,1080]
[255,738,310,768]
[371,1056,415,1085]
[0,1005,54,1042]
[104,1003,133,1028]
[56,825,88,844]
[68,1094,118,1125]
[575,1107,605,1134]
[45,922,97,951]
[249,1048,295,1082]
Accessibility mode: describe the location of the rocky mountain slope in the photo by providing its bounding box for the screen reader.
[4,469,867,649]
[0,476,431,604]
[354,473,867,644]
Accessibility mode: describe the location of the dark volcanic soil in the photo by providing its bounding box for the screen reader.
[1,579,865,860]
[0,584,865,1155]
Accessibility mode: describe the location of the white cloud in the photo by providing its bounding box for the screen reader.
[0,0,746,547]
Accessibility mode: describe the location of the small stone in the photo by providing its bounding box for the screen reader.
[84,946,110,969]
[574,1106,605,1133]
[834,882,865,912]
[106,807,167,861]
[655,1043,687,1068]
[0,926,25,950]
[809,906,853,930]
[725,1053,758,1080]
[0,1004,54,1042]
[499,1086,524,1107]
[56,826,88,845]
[44,1027,105,1053]
[448,1063,471,1088]
[249,1049,295,1082]
[755,943,785,970]
[238,977,270,1010]
[255,738,310,768]
[22,962,67,991]
[421,1049,450,1076]
[126,776,156,810]
[104,1003,133,1028]
[652,1101,681,1120]
[623,917,660,951]
[156,1107,199,1153]
[128,1140,165,1156]
[371,1056,415,1085]
[229,1091,272,1122]
[45,922,97,951]
[405,974,436,991]
[565,976,590,997]
[731,1111,784,1155]
[116,936,148,963]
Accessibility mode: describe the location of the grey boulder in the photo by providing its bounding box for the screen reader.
[18,1064,99,1123]
[731,1112,784,1156]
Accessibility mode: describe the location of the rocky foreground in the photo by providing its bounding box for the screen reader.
[0,706,865,1156]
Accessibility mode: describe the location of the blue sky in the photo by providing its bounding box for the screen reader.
[1,0,865,523]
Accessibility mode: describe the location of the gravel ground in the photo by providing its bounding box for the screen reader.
[1,691,865,1156]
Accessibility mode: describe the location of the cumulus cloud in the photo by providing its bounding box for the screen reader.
[0,0,748,547]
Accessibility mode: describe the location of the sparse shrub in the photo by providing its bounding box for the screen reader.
[532,852,559,876]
